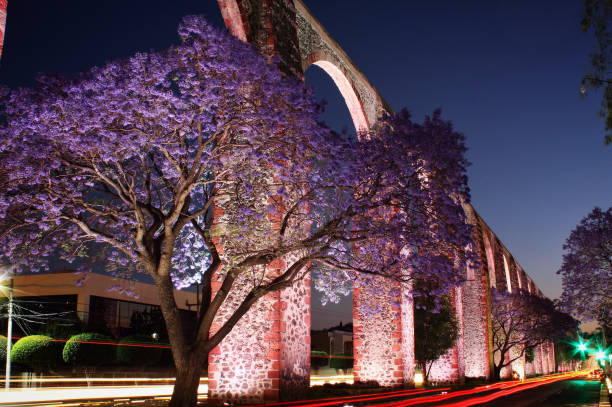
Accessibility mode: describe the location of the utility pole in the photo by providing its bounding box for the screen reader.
[4,277,12,390]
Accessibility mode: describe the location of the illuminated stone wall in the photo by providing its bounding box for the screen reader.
[207,255,311,403]
[400,281,415,384]
[462,209,494,380]
[0,0,6,58]
[428,287,465,384]
[510,346,525,379]
[525,358,536,376]
[533,343,543,374]
[353,277,404,387]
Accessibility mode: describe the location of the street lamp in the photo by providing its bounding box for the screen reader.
[0,270,13,390]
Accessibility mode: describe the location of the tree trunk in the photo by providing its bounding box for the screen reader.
[492,365,502,381]
[169,352,207,407]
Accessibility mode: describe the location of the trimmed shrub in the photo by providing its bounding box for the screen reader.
[311,350,329,369]
[329,353,353,370]
[116,334,162,366]
[10,335,62,372]
[63,333,115,367]
[0,335,6,366]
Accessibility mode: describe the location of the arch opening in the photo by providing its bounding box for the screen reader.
[305,56,369,135]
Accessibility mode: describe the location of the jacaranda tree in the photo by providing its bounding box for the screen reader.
[0,15,475,406]
[558,207,612,330]
[490,288,576,380]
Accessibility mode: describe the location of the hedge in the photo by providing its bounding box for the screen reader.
[329,353,353,370]
[311,350,329,369]
[116,334,162,366]
[63,333,115,366]
[10,335,63,371]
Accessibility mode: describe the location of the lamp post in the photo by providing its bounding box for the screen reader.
[2,276,12,390]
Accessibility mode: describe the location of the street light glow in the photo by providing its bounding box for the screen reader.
[577,343,587,352]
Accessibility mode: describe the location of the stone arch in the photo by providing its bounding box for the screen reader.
[502,253,512,293]
[303,51,369,134]
[0,0,6,59]
[294,0,389,132]
[482,230,497,288]
[217,0,248,42]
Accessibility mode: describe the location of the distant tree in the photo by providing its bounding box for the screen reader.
[0,14,474,407]
[554,336,585,370]
[581,0,612,144]
[490,289,576,380]
[10,335,63,373]
[414,282,459,383]
[557,207,611,331]
[38,311,84,339]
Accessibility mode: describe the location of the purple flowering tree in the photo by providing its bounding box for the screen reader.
[558,207,611,331]
[0,15,474,406]
[490,288,575,380]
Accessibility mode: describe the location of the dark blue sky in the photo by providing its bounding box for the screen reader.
[1,1,610,328]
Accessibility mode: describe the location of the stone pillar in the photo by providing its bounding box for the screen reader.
[400,281,415,385]
[279,275,311,400]
[462,266,491,380]
[510,346,525,379]
[428,287,464,384]
[548,341,555,373]
[0,0,6,59]
[525,357,535,376]
[207,259,310,403]
[533,343,543,374]
[353,276,404,387]
[207,201,310,403]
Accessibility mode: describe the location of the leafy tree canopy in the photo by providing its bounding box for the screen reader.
[558,207,612,329]
[581,0,612,144]
[0,14,475,406]
[490,289,576,380]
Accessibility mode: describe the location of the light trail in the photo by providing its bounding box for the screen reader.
[0,376,186,385]
[246,387,452,407]
[442,372,580,406]
[310,375,354,386]
[374,372,581,407]
[0,383,208,404]
[5,336,172,349]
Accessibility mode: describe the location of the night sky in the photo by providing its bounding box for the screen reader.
[1,1,610,329]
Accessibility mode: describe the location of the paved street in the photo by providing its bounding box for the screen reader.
[473,378,602,407]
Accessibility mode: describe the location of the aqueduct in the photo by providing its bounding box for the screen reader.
[211,0,556,402]
[0,0,556,403]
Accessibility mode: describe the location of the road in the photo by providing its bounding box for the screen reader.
[0,372,601,406]
[473,378,602,407]
[245,372,592,406]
